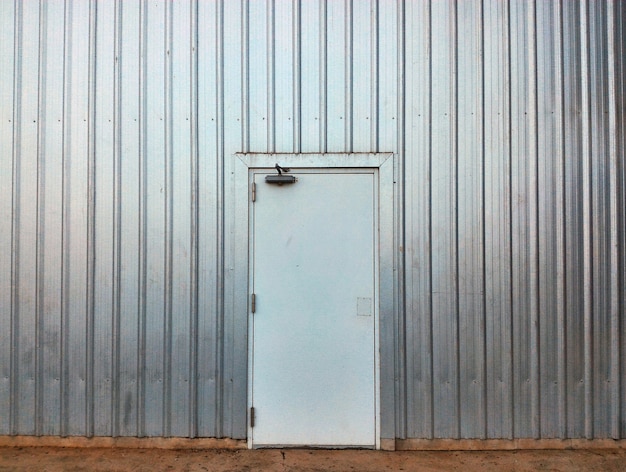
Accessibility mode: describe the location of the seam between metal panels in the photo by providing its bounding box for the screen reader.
[397,0,407,440]
[479,0,488,440]
[86,0,98,439]
[556,0,567,438]
[111,0,122,438]
[452,0,461,439]
[35,0,46,437]
[427,0,434,440]
[529,0,540,439]
[215,0,225,438]
[506,0,515,440]
[189,0,200,440]
[136,0,147,439]
[60,0,73,438]
[163,0,174,438]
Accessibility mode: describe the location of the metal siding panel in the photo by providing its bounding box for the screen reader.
[93,0,116,437]
[196,0,220,438]
[188,0,200,440]
[377,0,400,439]
[430,0,459,439]
[40,0,66,436]
[0,0,16,436]
[510,0,540,439]
[351,0,372,152]
[579,0,595,438]
[15,0,40,435]
[247,0,268,152]
[65,0,91,436]
[378,0,397,153]
[404,0,433,439]
[562,0,586,439]
[273,1,295,152]
[222,0,246,438]
[135,0,147,437]
[300,0,321,152]
[589,0,613,438]
[169,0,193,437]
[536,0,566,438]
[116,0,141,436]
[483,0,513,439]
[325,0,346,151]
[143,0,168,438]
[85,1,98,437]
[456,0,485,440]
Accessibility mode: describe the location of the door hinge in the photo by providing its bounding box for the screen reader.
[251,182,256,202]
[250,407,256,428]
[251,293,256,313]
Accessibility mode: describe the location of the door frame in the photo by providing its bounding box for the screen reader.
[233,153,395,448]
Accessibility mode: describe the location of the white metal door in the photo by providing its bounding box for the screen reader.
[250,170,378,448]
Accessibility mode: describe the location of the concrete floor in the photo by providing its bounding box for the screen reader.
[2,447,626,471]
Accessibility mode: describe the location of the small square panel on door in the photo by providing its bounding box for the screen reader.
[250,170,378,448]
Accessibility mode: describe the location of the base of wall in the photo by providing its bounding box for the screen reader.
[1,436,625,451]
[0,436,246,450]
[395,439,626,451]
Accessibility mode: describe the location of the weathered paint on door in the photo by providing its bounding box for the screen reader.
[250,170,378,447]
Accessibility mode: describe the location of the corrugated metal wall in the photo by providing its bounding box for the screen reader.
[0,0,624,440]
[403,0,625,440]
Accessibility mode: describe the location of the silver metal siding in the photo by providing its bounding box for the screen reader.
[0,0,623,441]
[401,0,624,440]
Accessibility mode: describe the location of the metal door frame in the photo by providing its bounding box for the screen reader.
[232,153,395,449]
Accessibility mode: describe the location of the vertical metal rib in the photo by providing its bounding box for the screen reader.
[111,0,122,438]
[554,0,567,437]
[188,0,200,440]
[163,0,173,438]
[215,0,225,438]
[452,0,460,438]
[427,0,434,438]
[396,0,407,440]
[60,0,73,438]
[35,0,46,437]
[480,0,487,439]
[136,0,147,438]
[85,0,97,439]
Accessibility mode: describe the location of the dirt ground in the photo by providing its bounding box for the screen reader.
[1,447,626,472]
